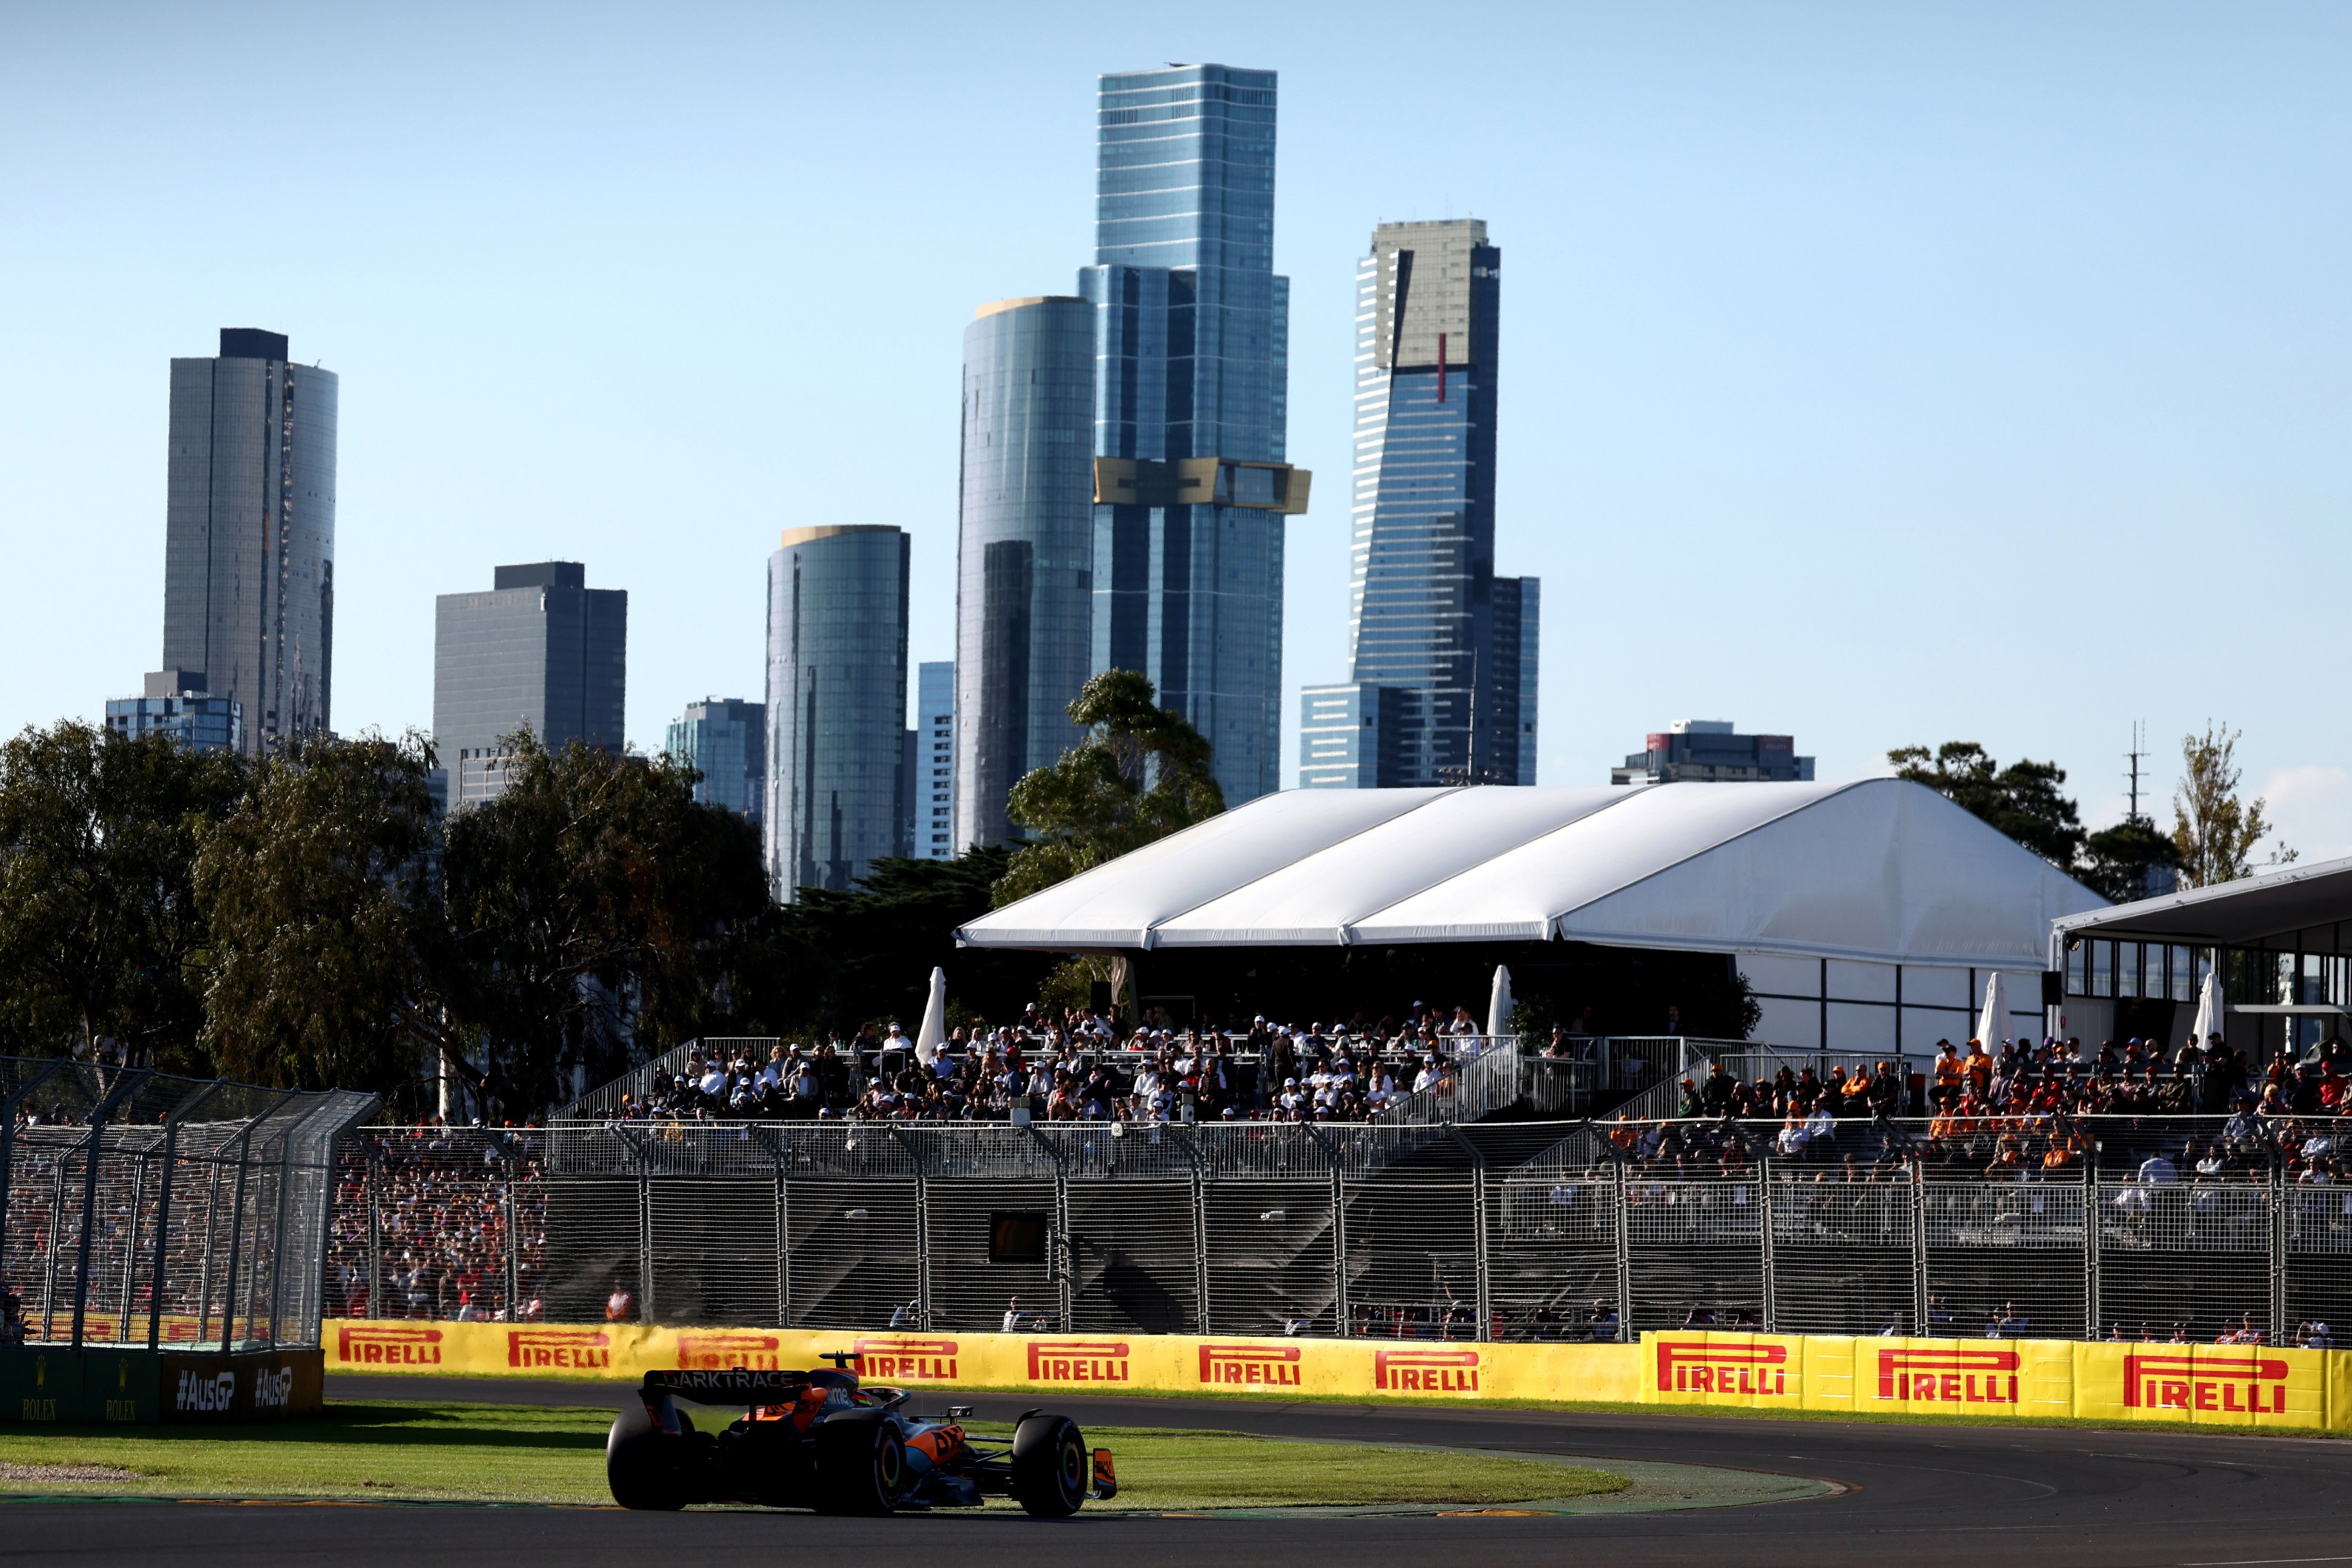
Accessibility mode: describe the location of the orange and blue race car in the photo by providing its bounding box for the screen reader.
[606,1353,1116,1517]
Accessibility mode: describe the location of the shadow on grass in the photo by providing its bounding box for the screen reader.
[7,1404,612,1454]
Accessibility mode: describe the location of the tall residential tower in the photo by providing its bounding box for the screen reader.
[955,298,1096,851]
[1300,219,1537,789]
[766,524,910,900]
[155,328,338,755]
[1084,64,1307,807]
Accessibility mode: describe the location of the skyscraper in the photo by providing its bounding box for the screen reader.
[914,661,955,859]
[1299,219,1539,789]
[956,297,1095,850]
[155,328,338,756]
[1084,64,1309,807]
[666,698,766,821]
[433,561,628,807]
[766,525,910,900]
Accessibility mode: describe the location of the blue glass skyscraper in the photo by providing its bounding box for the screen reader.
[956,297,1097,850]
[766,525,910,900]
[1300,219,1538,788]
[1084,64,1308,807]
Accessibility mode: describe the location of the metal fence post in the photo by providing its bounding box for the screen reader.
[775,1169,790,1327]
[1192,1173,1211,1335]
[366,1154,382,1321]
[2082,1144,2101,1340]
[69,1069,146,1348]
[913,1170,933,1332]
[1910,1162,1929,1337]
[1757,1157,1776,1332]
[1054,1174,1073,1332]
[1613,1161,1633,1341]
[505,1181,520,1321]
[1471,1159,1492,1341]
[1329,1149,1350,1338]
[637,1146,656,1326]
[2271,1162,2288,1341]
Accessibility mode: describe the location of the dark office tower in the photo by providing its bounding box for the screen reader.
[1083,64,1310,808]
[765,525,911,902]
[956,297,1096,850]
[1299,219,1539,788]
[433,562,628,807]
[154,328,338,756]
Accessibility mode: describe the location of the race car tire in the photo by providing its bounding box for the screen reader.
[606,1399,686,1511]
[1011,1414,1088,1518]
[814,1410,904,1516]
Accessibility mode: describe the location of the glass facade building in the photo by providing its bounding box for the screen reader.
[1300,220,1539,788]
[666,697,765,821]
[157,328,338,756]
[104,680,242,753]
[915,661,955,859]
[956,298,1097,850]
[767,525,911,900]
[1084,64,1302,807]
[433,561,628,808]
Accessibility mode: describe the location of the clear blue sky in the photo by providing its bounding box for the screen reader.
[4,2,2345,850]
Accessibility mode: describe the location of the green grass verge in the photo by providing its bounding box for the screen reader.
[0,1402,1624,1511]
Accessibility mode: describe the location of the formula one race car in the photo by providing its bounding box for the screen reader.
[606,1355,1116,1517]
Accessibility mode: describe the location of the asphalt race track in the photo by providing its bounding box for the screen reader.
[7,1372,2348,1567]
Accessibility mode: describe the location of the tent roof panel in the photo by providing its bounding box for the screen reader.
[1152,786,1635,945]
[960,786,1449,948]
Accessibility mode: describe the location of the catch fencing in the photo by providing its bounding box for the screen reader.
[321,1112,2352,1347]
[0,1056,376,1350]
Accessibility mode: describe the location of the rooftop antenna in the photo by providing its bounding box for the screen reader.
[2126,722,2148,824]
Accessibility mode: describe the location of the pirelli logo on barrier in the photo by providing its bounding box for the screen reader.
[676,1332,782,1371]
[1877,1347,2020,1406]
[1197,1343,1302,1387]
[1655,1340,1791,1397]
[336,1325,443,1366]
[1375,1349,1481,1394]
[852,1337,960,1381]
[1026,1340,1131,1384]
[2124,1353,2291,1415]
[507,1327,612,1371]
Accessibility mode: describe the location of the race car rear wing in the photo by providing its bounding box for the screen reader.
[643,1369,812,1404]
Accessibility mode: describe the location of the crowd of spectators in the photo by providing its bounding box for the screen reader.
[606,1002,1522,1126]
[323,1124,547,1321]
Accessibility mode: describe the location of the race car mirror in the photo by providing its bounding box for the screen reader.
[1093,1448,1118,1500]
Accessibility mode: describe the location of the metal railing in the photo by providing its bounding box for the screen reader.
[321,1112,2352,1347]
[1,1056,377,1350]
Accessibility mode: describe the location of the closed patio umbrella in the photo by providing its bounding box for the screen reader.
[1977,970,2011,1046]
[1487,965,1515,1041]
[915,966,947,1067]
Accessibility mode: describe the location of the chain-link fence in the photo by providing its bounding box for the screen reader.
[321,1112,2352,1346]
[1,1056,376,1350]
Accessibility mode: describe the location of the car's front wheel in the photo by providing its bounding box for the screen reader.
[814,1411,904,1515]
[1011,1414,1088,1517]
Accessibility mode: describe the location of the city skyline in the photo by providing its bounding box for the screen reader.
[7,6,2348,855]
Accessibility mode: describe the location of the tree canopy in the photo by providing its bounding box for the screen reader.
[1888,741,2086,871]
[2172,722,2292,887]
[0,720,247,1070]
[994,670,1224,906]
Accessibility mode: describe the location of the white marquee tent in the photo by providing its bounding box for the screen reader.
[958,779,2106,1051]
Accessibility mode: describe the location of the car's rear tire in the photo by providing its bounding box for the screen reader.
[814,1410,903,1515]
[606,1399,686,1510]
[1011,1414,1088,1518]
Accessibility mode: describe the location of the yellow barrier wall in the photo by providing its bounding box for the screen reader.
[321,1320,2345,1427]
